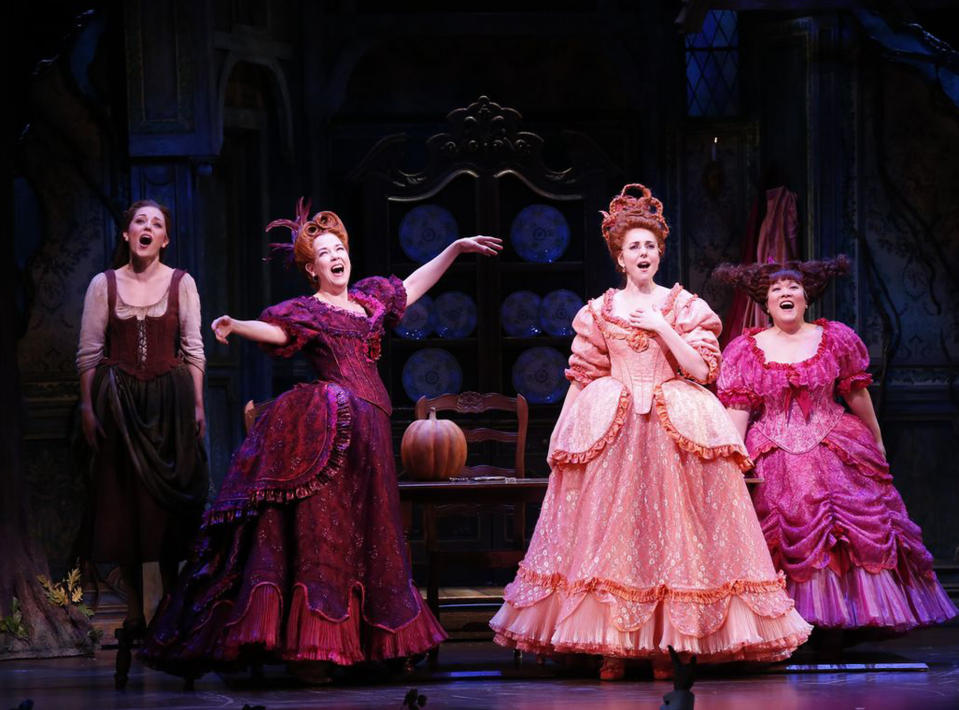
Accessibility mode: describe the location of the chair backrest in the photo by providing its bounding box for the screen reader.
[243,398,276,434]
[414,392,528,478]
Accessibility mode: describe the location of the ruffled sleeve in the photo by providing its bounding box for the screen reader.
[258,298,321,358]
[565,303,610,387]
[672,292,723,385]
[830,320,873,396]
[717,335,763,412]
[354,275,407,327]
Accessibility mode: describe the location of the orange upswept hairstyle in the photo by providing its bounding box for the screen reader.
[266,198,350,285]
[599,183,670,270]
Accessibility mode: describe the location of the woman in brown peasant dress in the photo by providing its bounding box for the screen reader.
[76,200,208,639]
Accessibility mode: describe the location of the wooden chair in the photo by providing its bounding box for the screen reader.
[414,391,528,479]
[243,398,275,434]
[408,392,531,630]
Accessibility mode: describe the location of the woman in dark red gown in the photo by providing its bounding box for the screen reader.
[140,201,500,680]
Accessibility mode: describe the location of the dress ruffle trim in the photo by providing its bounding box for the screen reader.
[508,564,791,607]
[282,581,447,664]
[679,345,720,386]
[736,320,849,405]
[717,387,763,412]
[491,592,810,663]
[259,309,317,359]
[549,388,631,466]
[203,386,353,526]
[564,362,596,387]
[653,389,753,471]
[788,565,957,631]
[504,564,797,636]
[141,580,446,674]
[837,372,873,396]
[746,319,830,371]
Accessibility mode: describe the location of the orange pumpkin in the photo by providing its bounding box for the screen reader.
[401,408,467,481]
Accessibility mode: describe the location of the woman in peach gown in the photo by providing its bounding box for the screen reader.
[490,184,811,680]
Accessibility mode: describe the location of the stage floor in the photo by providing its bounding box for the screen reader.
[3,625,959,710]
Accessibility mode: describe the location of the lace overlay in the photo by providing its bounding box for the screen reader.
[492,284,811,662]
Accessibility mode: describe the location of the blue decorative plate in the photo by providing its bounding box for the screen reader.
[433,291,477,338]
[394,295,434,339]
[509,204,570,263]
[398,205,459,263]
[512,347,570,404]
[402,348,463,402]
[539,289,584,336]
[500,291,542,337]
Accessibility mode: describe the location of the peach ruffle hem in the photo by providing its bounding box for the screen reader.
[491,593,810,663]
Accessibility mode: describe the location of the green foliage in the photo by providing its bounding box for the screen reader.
[37,564,92,617]
[0,598,30,640]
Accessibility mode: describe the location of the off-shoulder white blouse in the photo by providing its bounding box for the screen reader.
[76,270,205,374]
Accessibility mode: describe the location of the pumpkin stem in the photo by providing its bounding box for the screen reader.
[428,407,437,421]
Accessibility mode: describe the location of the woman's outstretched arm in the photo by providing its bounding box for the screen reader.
[403,236,502,305]
[211,315,289,346]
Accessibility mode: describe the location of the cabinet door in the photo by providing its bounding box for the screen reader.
[354,97,616,473]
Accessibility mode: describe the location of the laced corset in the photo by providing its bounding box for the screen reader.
[101,269,184,380]
[597,322,679,416]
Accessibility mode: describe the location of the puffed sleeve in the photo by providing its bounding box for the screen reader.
[565,303,610,386]
[177,272,205,371]
[830,320,873,396]
[76,273,108,374]
[354,275,407,327]
[672,291,723,385]
[717,335,763,412]
[258,298,322,358]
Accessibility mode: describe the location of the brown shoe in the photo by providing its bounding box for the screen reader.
[599,656,626,681]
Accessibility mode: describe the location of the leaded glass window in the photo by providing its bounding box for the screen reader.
[685,10,739,117]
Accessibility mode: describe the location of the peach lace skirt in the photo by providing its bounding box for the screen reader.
[491,408,811,663]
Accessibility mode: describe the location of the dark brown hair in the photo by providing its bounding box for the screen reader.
[112,199,173,267]
[713,255,850,309]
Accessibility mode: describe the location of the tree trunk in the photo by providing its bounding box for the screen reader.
[1,184,94,660]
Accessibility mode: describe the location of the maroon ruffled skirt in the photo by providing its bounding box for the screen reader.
[140,382,445,676]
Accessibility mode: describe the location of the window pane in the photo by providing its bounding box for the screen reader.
[684,10,739,117]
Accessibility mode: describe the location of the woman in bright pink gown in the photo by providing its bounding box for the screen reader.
[490,185,811,680]
[716,257,956,640]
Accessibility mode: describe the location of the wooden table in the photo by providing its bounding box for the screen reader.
[397,478,549,662]
[398,478,550,506]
